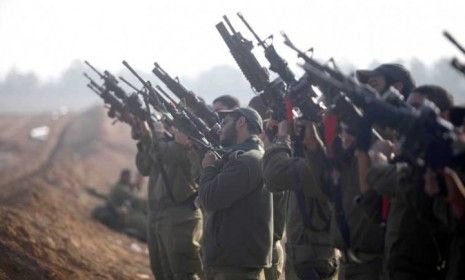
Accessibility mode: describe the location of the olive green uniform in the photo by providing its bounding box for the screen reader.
[92,182,148,241]
[367,164,451,280]
[304,144,385,280]
[263,139,337,280]
[198,136,272,280]
[264,192,285,280]
[136,135,203,280]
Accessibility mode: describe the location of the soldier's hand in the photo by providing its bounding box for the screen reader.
[302,121,321,150]
[424,168,439,197]
[174,129,191,147]
[277,120,289,138]
[202,151,218,168]
[139,121,151,136]
[266,119,278,131]
[368,140,394,166]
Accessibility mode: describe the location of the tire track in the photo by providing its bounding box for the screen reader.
[0,116,74,202]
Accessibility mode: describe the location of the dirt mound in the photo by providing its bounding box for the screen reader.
[0,107,153,280]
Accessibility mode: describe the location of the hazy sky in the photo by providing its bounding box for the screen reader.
[1,0,464,80]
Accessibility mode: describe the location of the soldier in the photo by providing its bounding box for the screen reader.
[356,63,416,100]
[262,119,337,280]
[358,85,455,279]
[212,94,240,112]
[335,123,387,279]
[250,97,285,280]
[91,169,148,241]
[198,107,273,280]
[136,121,203,280]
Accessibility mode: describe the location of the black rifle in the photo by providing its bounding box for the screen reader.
[443,31,465,77]
[237,12,296,85]
[216,15,293,122]
[301,61,457,170]
[118,65,221,157]
[84,61,153,124]
[216,15,270,93]
[84,61,129,101]
[156,89,222,158]
[84,72,137,125]
[120,60,180,204]
[282,34,388,140]
[122,61,168,115]
[117,67,219,154]
[152,63,219,129]
[155,85,220,148]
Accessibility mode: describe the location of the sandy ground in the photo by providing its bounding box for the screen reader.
[0,107,154,279]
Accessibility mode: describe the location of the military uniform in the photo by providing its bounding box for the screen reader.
[198,136,273,280]
[92,182,148,241]
[264,192,285,280]
[136,134,203,280]
[263,138,337,280]
[367,163,450,280]
[305,142,385,280]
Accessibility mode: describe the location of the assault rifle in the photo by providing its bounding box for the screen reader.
[282,34,389,140]
[216,15,270,93]
[301,61,457,170]
[152,62,219,128]
[84,61,154,124]
[84,61,129,101]
[84,72,134,123]
[84,72,149,140]
[234,13,325,123]
[122,61,167,114]
[237,12,296,85]
[216,15,292,122]
[443,31,465,77]
[118,61,179,204]
[118,62,220,156]
[155,85,220,148]
[156,88,222,158]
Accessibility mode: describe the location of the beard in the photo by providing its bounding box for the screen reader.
[220,126,238,147]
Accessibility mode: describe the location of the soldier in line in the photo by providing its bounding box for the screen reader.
[358,85,455,280]
[249,96,286,280]
[90,169,148,242]
[130,65,464,280]
[212,94,240,112]
[262,119,337,280]
[198,107,273,280]
[136,121,203,280]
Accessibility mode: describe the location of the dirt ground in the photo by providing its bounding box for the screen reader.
[0,107,154,280]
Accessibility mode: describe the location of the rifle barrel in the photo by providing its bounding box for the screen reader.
[156,85,178,105]
[122,60,147,86]
[84,60,104,78]
[222,15,237,34]
[119,76,140,92]
[87,84,101,96]
[237,12,265,47]
[443,31,465,55]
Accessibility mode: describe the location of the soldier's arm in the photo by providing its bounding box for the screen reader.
[263,141,324,199]
[136,132,183,176]
[366,163,404,197]
[198,156,258,211]
[303,122,330,200]
[262,138,295,192]
[135,133,154,176]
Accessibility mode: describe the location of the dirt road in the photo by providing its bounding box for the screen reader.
[0,107,154,279]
